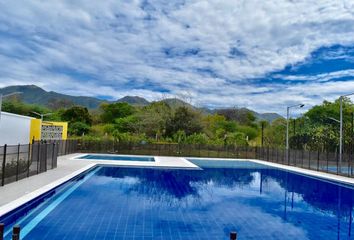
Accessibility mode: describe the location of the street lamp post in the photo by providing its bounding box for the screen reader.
[31,111,53,121]
[0,92,22,120]
[339,93,354,173]
[286,104,304,164]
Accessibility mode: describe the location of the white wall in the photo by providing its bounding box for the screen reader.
[0,111,33,146]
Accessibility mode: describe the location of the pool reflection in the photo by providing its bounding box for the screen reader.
[95,166,353,239]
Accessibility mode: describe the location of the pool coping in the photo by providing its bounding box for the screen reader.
[0,163,96,218]
[71,153,200,169]
[0,154,353,219]
[73,153,157,162]
[250,159,354,187]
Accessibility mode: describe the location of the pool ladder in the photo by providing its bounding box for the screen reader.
[0,223,21,240]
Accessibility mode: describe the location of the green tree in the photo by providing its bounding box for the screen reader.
[185,133,209,144]
[61,106,92,125]
[296,98,354,151]
[203,114,237,138]
[173,130,187,143]
[100,102,134,123]
[166,106,203,136]
[226,132,248,146]
[2,99,50,117]
[236,125,258,141]
[115,115,138,133]
[264,118,287,147]
[134,102,172,138]
[68,122,90,136]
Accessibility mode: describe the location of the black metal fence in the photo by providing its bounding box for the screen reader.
[256,147,353,177]
[0,140,78,187]
[77,140,354,177]
[1,139,352,187]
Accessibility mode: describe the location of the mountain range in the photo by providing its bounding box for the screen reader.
[0,85,282,122]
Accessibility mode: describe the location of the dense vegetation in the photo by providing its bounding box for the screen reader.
[2,96,353,152]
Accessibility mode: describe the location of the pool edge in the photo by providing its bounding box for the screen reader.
[0,163,96,218]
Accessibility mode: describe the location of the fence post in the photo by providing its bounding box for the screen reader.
[267,146,269,161]
[0,222,4,240]
[230,232,237,240]
[52,143,55,169]
[336,149,339,174]
[16,144,20,181]
[317,150,320,171]
[255,146,258,159]
[1,144,6,186]
[37,143,40,174]
[308,151,311,169]
[12,225,20,240]
[27,144,31,177]
[326,151,329,172]
[44,143,48,172]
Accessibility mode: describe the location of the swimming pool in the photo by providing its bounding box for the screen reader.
[0,161,353,239]
[77,154,155,162]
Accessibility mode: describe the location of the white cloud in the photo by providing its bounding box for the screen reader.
[0,0,354,114]
[274,70,354,82]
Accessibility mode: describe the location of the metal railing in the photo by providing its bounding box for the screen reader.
[77,140,354,177]
[0,140,78,187]
[256,147,353,177]
[1,139,352,187]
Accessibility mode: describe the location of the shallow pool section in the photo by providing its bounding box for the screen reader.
[1,163,353,240]
[188,158,271,168]
[77,154,155,162]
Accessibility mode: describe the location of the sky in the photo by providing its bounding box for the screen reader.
[0,0,354,114]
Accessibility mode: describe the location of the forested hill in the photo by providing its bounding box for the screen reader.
[0,85,282,122]
[0,85,105,109]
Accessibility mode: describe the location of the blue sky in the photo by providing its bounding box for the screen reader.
[0,0,354,114]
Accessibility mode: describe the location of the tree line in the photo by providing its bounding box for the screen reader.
[2,97,353,152]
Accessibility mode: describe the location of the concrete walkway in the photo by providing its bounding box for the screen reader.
[0,154,89,207]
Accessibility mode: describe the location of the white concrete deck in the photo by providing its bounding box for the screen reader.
[0,153,352,218]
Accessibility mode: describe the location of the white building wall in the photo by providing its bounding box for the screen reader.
[0,111,33,146]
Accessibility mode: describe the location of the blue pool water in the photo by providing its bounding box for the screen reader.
[77,154,155,162]
[1,161,353,240]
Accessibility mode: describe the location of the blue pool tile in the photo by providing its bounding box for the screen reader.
[1,165,353,240]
